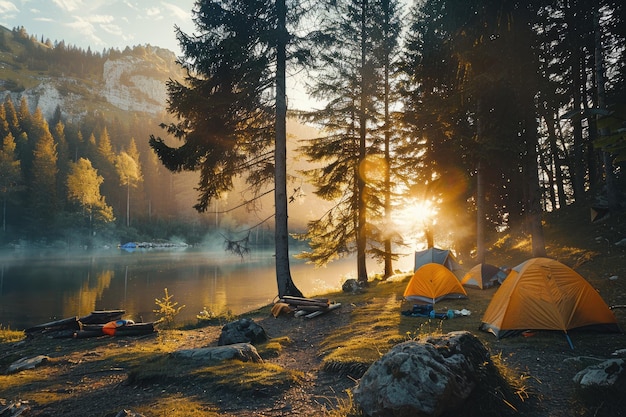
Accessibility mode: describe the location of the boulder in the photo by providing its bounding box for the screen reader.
[342,278,361,293]
[217,318,267,346]
[573,358,626,387]
[353,331,490,417]
[7,355,50,374]
[172,343,263,363]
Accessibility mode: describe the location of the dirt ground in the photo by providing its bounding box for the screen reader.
[2,301,625,417]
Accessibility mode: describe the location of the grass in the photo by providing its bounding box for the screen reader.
[127,355,303,395]
[0,325,24,343]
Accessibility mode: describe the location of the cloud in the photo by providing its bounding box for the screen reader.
[33,17,54,22]
[100,23,122,36]
[161,1,190,22]
[146,7,160,17]
[0,0,19,14]
[88,14,115,24]
[52,0,82,12]
[65,16,103,46]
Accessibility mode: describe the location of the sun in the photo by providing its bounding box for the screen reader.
[392,199,438,232]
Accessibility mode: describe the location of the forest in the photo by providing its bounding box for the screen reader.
[1,1,625,275]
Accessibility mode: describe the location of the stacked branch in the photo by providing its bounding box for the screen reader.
[278,296,341,319]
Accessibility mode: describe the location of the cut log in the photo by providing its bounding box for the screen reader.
[292,305,325,312]
[280,296,329,308]
[305,303,341,319]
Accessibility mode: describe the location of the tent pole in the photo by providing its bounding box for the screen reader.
[565,332,574,350]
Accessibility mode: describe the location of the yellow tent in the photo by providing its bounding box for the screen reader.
[480,258,620,339]
[461,263,501,289]
[403,263,468,305]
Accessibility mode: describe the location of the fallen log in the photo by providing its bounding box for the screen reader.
[280,296,329,308]
[305,303,342,319]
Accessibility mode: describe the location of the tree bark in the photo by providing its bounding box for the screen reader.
[594,7,619,213]
[275,0,303,298]
[356,0,368,283]
[475,161,485,264]
[382,0,392,278]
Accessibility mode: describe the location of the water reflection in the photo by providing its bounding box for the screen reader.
[0,248,414,330]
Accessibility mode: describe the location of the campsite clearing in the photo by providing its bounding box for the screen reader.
[1,207,626,416]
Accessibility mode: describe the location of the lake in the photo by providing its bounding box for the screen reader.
[0,247,414,330]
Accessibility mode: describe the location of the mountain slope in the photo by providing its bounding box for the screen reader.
[0,25,183,121]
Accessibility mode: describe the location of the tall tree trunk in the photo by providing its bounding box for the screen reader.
[594,7,619,213]
[475,161,485,264]
[565,2,586,201]
[126,181,130,227]
[475,97,485,264]
[275,0,303,298]
[356,0,368,283]
[524,121,547,258]
[542,106,567,208]
[382,0,393,279]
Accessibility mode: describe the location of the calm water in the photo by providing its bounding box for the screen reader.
[0,247,412,330]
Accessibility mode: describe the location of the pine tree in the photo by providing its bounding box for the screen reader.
[28,115,58,236]
[0,133,24,232]
[297,0,390,283]
[115,151,141,228]
[149,0,305,297]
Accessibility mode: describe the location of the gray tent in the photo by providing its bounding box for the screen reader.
[413,248,461,271]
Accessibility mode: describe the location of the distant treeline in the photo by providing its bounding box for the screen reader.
[0,95,224,248]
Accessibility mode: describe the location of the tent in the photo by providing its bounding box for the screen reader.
[480,257,620,340]
[414,247,461,271]
[461,263,502,289]
[404,263,468,305]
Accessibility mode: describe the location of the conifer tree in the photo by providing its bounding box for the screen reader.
[0,133,23,232]
[149,0,306,297]
[115,151,141,228]
[28,116,58,235]
[297,0,397,282]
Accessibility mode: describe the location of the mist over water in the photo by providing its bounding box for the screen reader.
[0,247,414,330]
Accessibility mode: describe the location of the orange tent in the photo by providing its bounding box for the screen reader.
[461,263,501,289]
[403,263,468,305]
[480,258,620,339]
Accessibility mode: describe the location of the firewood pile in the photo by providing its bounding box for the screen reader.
[273,296,341,319]
[0,399,30,416]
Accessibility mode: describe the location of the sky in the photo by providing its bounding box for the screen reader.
[0,0,196,55]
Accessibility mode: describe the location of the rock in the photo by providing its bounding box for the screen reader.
[611,349,626,357]
[172,343,263,363]
[115,410,146,417]
[218,318,267,346]
[353,331,490,417]
[7,355,50,374]
[573,358,626,387]
[342,278,361,293]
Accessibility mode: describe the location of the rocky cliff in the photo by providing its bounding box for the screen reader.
[0,29,183,121]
